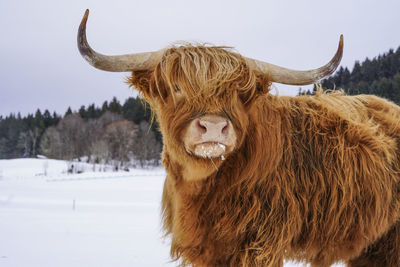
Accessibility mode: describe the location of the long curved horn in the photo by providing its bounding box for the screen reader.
[245,35,343,85]
[77,9,162,72]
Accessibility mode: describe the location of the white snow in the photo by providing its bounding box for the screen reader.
[0,158,344,267]
[194,143,226,158]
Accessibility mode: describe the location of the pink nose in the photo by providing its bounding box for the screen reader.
[194,115,230,141]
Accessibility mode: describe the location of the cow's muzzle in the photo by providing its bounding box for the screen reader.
[183,115,237,159]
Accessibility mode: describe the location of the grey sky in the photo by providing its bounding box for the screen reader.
[1,0,400,117]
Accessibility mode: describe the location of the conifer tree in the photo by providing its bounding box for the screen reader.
[101,101,109,114]
[315,45,400,104]
[79,105,87,120]
[109,97,122,114]
[65,107,73,116]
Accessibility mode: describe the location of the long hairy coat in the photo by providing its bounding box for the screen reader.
[128,45,400,267]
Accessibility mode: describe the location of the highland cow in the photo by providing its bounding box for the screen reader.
[78,9,400,267]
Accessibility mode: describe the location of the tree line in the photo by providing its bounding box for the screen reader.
[305,45,400,105]
[2,45,400,165]
[0,97,162,168]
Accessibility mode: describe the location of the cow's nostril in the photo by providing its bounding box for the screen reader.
[222,123,229,135]
[196,120,207,134]
[195,117,230,137]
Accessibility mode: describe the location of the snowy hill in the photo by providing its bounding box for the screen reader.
[0,159,344,267]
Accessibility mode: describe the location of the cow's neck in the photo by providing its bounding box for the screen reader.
[181,161,219,182]
[162,150,217,183]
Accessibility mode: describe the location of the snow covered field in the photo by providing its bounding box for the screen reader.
[0,159,344,267]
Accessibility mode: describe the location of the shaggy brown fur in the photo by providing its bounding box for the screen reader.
[128,44,400,267]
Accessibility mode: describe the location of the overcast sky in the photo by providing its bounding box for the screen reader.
[1,0,400,117]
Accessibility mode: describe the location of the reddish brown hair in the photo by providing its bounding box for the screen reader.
[129,45,400,267]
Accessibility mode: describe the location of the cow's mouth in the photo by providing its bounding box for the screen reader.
[193,142,227,159]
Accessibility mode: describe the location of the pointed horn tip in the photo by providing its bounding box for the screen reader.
[78,9,89,37]
[78,9,92,60]
[338,35,344,58]
[317,35,344,81]
[333,34,344,69]
[81,9,89,25]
